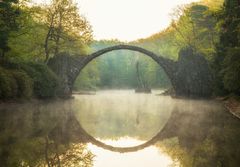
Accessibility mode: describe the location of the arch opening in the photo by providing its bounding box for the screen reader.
[74,49,171,91]
[73,45,176,91]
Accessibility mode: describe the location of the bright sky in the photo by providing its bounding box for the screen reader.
[34,0,199,41]
[76,0,199,41]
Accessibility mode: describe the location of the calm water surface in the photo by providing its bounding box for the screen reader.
[74,90,175,167]
[0,90,239,167]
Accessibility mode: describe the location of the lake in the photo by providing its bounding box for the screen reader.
[0,90,239,167]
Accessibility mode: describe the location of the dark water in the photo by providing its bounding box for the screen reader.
[0,90,239,167]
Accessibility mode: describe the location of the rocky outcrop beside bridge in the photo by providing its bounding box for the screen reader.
[174,47,213,97]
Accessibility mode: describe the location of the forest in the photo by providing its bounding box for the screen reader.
[0,0,240,99]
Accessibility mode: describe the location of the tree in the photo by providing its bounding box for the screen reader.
[4,4,47,61]
[213,0,240,95]
[170,4,219,59]
[43,0,93,62]
[0,0,21,58]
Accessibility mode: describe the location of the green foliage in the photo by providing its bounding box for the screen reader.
[201,0,224,11]
[0,67,18,98]
[74,60,99,91]
[128,1,221,63]
[222,47,240,93]
[212,0,240,95]
[0,61,59,99]
[0,0,91,99]
[0,0,21,57]
[133,28,179,60]
[1,0,92,62]
[11,69,33,98]
[0,67,33,99]
[127,2,222,63]
[6,6,47,61]
[41,0,93,61]
[170,4,219,60]
[21,63,59,98]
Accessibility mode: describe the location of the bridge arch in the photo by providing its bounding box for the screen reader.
[48,44,213,97]
[73,44,177,90]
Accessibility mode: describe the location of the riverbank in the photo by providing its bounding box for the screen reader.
[218,95,240,119]
[0,97,63,105]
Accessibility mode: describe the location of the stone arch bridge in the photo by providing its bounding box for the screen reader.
[48,45,213,98]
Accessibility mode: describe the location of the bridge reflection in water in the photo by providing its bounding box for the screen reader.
[87,138,173,167]
[0,90,240,166]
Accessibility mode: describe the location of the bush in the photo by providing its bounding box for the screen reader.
[21,63,60,98]
[11,70,33,98]
[0,67,18,98]
[0,67,33,99]
[222,47,240,95]
[0,61,60,99]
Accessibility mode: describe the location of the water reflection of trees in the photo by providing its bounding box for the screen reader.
[44,142,94,167]
[0,101,94,167]
[156,105,240,167]
[1,98,240,166]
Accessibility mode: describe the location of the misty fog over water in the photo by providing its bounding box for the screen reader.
[0,90,239,166]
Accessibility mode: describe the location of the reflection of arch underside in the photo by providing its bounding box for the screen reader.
[84,127,167,153]
[73,45,176,90]
[70,113,172,153]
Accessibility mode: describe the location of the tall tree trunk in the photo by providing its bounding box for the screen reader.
[54,11,63,56]
[44,13,55,63]
[44,29,51,63]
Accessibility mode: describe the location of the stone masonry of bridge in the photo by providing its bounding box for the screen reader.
[47,45,213,98]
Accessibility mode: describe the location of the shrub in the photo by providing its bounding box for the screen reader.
[21,63,60,98]
[222,47,240,95]
[0,67,18,98]
[0,61,60,99]
[11,70,33,98]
